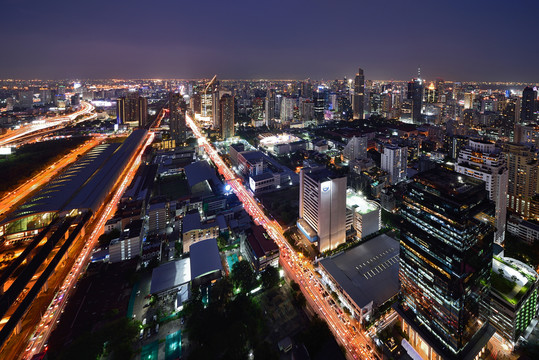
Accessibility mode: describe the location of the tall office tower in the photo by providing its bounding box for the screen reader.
[425,82,438,103]
[299,99,314,123]
[353,68,365,119]
[407,78,423,123]
[397,169,495,360]
[264,90,276,127]
[455,140,508,243]
[116,97,125,125]
[381,144,407,185]
[463,92,475,110]
[169,92,187,145]
[219,94,234,139]
[137,96,148,127]
[116,92,148,127]
[520,86,537,123]
[343,136,367,161]
[201,93,212,117]
[298,167,346,253]
[337,96,353,121]
[280,97,295,122]
[212,89,232,129]
[504,143,538,218]
[251,97,265,127]
[313,87,327,123]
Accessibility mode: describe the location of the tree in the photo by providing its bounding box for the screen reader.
[231,260,257,293]
[217,235,228,250]
[260,266,280,290]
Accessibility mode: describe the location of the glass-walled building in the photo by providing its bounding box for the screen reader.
[396,168,495,360]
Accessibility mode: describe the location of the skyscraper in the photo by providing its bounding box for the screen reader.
[219,94,234,139]
[520,86,537,123]
[397,168,495,360]
[298,167,346,253]
[408,78,423,123]
[455,140,508,243]
[264,89,276,127]
[169,92,187,145]
[353,68,365,120]
[116,92,148,127]
[381,144,407,185]
[504,143,538,218]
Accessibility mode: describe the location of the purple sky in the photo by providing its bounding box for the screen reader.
[1,0,538,82]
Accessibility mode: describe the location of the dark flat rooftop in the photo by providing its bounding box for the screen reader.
[319,233,399,308]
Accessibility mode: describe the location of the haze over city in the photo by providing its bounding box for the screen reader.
[2,0,539,81]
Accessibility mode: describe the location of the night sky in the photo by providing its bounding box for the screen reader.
[1,0,538,82]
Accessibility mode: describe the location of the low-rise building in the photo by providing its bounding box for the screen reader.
[507,216,539,244]
[109,219,143,263]
[345,190,381,239]
[318,234,399,323]
[181,212,220,252]
[241,225,279,273]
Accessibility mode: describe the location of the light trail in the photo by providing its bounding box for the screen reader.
[186,114,377,360]
[23,131,154,359]
[0,102,95,147]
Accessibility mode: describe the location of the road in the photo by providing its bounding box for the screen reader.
[0,136,102,220]
[22,131,154,360]
[0,101,95,147]
[186,114,377,360]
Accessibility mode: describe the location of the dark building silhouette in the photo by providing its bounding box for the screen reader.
[219,94,234,139]
[520,86,537,123]
[407,78,423,124]
[169,92,187,145]
[353,68,365,120]
[116,92,148,127]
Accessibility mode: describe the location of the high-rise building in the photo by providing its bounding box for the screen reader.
[280,97,295,122]
[408,78,423,123]
[504,143,539,218]
[343,136,367,161]
[313,87,328,123]
[219,94,234,139]
[251,97,264,127]
[169,92,187,145]
[353,68,365,120]
[299,99,314,123]
[520,86,537,123]
[212,89,231,129]
[425,82,438,103]
[381,144,407,185]
[116,93,148,127]
[264,90,276,127]
[298,167,346,253]
[455,140,508,243]
[397,169,495,360]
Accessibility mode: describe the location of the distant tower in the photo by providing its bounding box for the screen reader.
[407,77,423,123]
[219,94,235,139]
[353,68,365,120]
[520,86,537,123]
[169,92,187,145]
[116,92,147,127]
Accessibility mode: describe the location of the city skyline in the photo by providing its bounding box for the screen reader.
[2,0,539,82]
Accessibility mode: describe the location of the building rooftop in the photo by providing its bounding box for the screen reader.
[150,258,191,294]
[413,167,485,198]
[302,166,342,182]
[492,256,538,305]
[189,238,223,279]
[346,190,379,214]
[184,160,221,191]
[247,225,279,259]
[319,233,399,308]
[182,212,201,233]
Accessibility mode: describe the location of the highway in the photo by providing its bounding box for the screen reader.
[22,131,154,360]
[0,136,102,220]
[0,101,95,147]
[185,114,378,360]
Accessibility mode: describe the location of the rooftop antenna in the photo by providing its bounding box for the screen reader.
[417,66,421,80]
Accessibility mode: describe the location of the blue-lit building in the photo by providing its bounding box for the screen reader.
[396,168,495,360]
